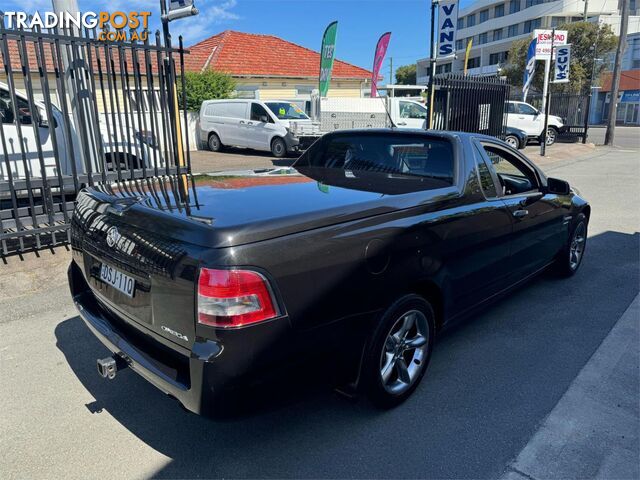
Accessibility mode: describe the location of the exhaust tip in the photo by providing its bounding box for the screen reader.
[97,357,117,380]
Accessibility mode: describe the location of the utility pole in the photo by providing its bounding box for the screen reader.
[582,29,600,144]
[583,0,589,19]
[605,0,629,146]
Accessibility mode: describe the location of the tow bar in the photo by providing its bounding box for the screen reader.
[97,355,127,380]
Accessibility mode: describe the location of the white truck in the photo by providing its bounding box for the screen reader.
[0,82,156,190]
[505,100,565,145]
[288,96,428,149]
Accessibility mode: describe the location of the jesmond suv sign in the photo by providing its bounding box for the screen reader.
[3,11,152,41]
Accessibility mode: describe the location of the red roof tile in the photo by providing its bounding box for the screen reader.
[185,30,372,80]
[600,70,640,92]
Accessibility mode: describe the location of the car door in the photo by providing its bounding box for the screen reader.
[478,140,567,280]
[397,100,427,129]
[515,102,542,136]
[244,102,276,150]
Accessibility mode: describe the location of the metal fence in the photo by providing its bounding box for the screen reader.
[0,16,190,255]
[432,74,510,139]
[514,92,589,141]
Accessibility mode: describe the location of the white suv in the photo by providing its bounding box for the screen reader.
[506,101,564,146]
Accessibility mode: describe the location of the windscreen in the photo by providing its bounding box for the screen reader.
[265,102,310,120]
[297,133,455,188]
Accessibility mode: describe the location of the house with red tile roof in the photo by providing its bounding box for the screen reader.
[185,30,374,100]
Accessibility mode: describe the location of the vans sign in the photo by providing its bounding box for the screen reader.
[437,0,459,58]
[553,45,571,83]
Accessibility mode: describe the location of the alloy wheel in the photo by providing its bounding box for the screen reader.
[379,310,429,395]
[545,128,557,145]
[505,136,519,149]
[569,222,586,270]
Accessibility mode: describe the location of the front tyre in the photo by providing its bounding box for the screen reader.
[363,295,435,408]
[544,126,558,145]
[505,135,520,149]
[555,213,588,277]
[271,137,287,158]
[208,132,223,152]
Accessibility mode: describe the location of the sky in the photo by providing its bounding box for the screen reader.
[2,0,474,83]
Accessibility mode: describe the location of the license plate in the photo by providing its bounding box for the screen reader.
[99,263,135,298]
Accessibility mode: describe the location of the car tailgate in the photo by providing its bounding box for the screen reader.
[70,189,205,350]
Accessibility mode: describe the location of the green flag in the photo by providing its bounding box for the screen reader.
[319,21,338,97]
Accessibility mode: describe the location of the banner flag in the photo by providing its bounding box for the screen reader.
[553,45,571,83]
[371,32,392,97]
[319,21,338,97]
[437,0,459,58]
[523,37,537,101]
[463,38,473,75]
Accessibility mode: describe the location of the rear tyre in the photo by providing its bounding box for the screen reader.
[363,295,435,408]
[271,137,287,158]
[505,135,520,149]
[555,213,587,277]
[208,133,223,152]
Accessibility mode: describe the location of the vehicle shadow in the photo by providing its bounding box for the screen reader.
[54,230,639,479]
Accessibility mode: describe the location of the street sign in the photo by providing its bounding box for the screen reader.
[553,45,571,83]
[534,29,567,60]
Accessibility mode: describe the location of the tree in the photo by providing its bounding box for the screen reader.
[179,70,236,111]
[501,22,617,94]
[395,64,417,85]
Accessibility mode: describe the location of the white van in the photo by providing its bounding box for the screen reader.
[199,99,313,158]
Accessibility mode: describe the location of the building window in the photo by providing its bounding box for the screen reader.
[467,14,476,27]
[456,39,464,50]
[295,85,314,97]
[435,63,452,74]
[479,32,488,44]
[467,57,481,69]
[551,16,565,27]
[234,86,258,99]
[508,24,519,37]
[479,9,489,23]
[457,17,464,29]
[526,0,544,7]
[489,51,508,64]
[509,0,521,14]
[493,29,503,41]
[495,4,505,17]
[524,18,541,33]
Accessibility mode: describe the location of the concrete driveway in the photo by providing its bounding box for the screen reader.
[1,146,638,479]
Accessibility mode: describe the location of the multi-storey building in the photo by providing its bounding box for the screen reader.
[417,0,640,83]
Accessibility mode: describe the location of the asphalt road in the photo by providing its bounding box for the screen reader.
[1,146,638,479]
[586,125,640,149]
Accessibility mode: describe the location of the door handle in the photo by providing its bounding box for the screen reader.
[397,122,407,126]
[247,121,254,125]
[512,209,528,218]
[239,120,245,124]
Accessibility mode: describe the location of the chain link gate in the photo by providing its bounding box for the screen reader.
[0,15,191,255]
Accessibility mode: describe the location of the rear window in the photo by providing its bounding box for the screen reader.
[203,102,246,119]
[298,133,454,187]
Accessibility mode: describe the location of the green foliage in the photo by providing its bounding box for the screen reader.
[501,22,617,94]
[395,64,417,85]
[179,70,236,111]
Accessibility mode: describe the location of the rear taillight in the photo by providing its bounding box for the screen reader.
[197,268,278,328]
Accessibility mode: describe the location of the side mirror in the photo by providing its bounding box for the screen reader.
[259,115,269,123]
[547,177,570,195]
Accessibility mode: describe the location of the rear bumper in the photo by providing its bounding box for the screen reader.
[68,261,224,415]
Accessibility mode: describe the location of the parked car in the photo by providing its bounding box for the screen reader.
[0,82,152,188]
[199,99,313,158]
[506,100,564,145]
[504,126,528,150]
[68,129,590,416]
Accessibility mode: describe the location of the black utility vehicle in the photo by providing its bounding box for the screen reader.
[68,130,590,415]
